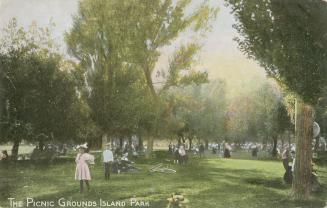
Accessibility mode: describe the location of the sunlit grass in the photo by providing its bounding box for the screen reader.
[0,152,326,208]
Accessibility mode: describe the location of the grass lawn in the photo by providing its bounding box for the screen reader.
[0,151,326,208]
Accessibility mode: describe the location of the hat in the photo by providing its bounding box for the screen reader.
[77,143,88,149]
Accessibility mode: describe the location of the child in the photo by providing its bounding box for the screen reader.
[75,143,94,193]
[103,143,114,180]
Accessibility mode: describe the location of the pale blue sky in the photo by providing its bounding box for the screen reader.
[0,0,266,89]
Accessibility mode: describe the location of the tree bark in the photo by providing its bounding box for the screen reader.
[188,138,192,151]
[292,99,313,200]
[102,134,108,149]
[138,135,144,151]
[126,136,133,152]
[143,64,160,157]
[177,137,182,146]
[38,141,45,152]
[119,138,123,149]
[143,65,157,99]
[272,136,278,157]
[205,139,209,150]
[11,139,20,160]
[145,136,154,159]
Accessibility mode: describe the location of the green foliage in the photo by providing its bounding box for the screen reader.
[225,80,292,143]
[164,43,208,90]
[65,0,218,140]
[0,19,87,144]
[273,100,293,135]
[162,79,227,142]
[226,0,327,105]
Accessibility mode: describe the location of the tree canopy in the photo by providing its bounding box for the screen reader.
[0,19,88,156]
[65,0,218,145]
[226,0,327,104]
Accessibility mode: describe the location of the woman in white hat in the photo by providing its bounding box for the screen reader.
[75,143,94,193]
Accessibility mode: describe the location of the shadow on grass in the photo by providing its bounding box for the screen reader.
[191,184,326,208]
[1,156,326,208]
[244,177,289,189]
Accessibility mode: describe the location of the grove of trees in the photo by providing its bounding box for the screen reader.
[0,19,89,159]
[0,1,295,160]
[2,0,325,202]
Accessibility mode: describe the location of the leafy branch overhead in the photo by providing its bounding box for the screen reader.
[65,0,218,138]
[226,0,327,104]
[164,43,208,90]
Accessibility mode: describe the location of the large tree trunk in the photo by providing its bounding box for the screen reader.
[271,136,278,157]
[128,136,132,151]
[181,137,186,144]
[143,65,157,99]
[205,139,209,150]
[11,139,20,160]
[145,136,153,159]
[38,141,45,152]
[292,99,313,200]
[143,65,158,156]
[188,138,192,151]
[138,135,144,151]
[177,137,182,146]
[102,134,108,149]
[119,138,123,149]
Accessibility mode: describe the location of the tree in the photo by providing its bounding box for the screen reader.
[224,79,281,146]
[193,80,227,147]
[226,0,327,199]
[65,0,218,154]
[162,79,227,149]
[0,19,85,159]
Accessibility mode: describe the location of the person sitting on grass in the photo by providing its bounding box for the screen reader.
[75,143,94,193]
[103,143,114,181]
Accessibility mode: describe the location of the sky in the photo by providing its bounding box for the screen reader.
[0,0,267,95]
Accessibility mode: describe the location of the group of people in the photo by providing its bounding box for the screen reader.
[210,142,232,158]
[74,143,114,193]
[168,141,233,160]
[168,144,188,165]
